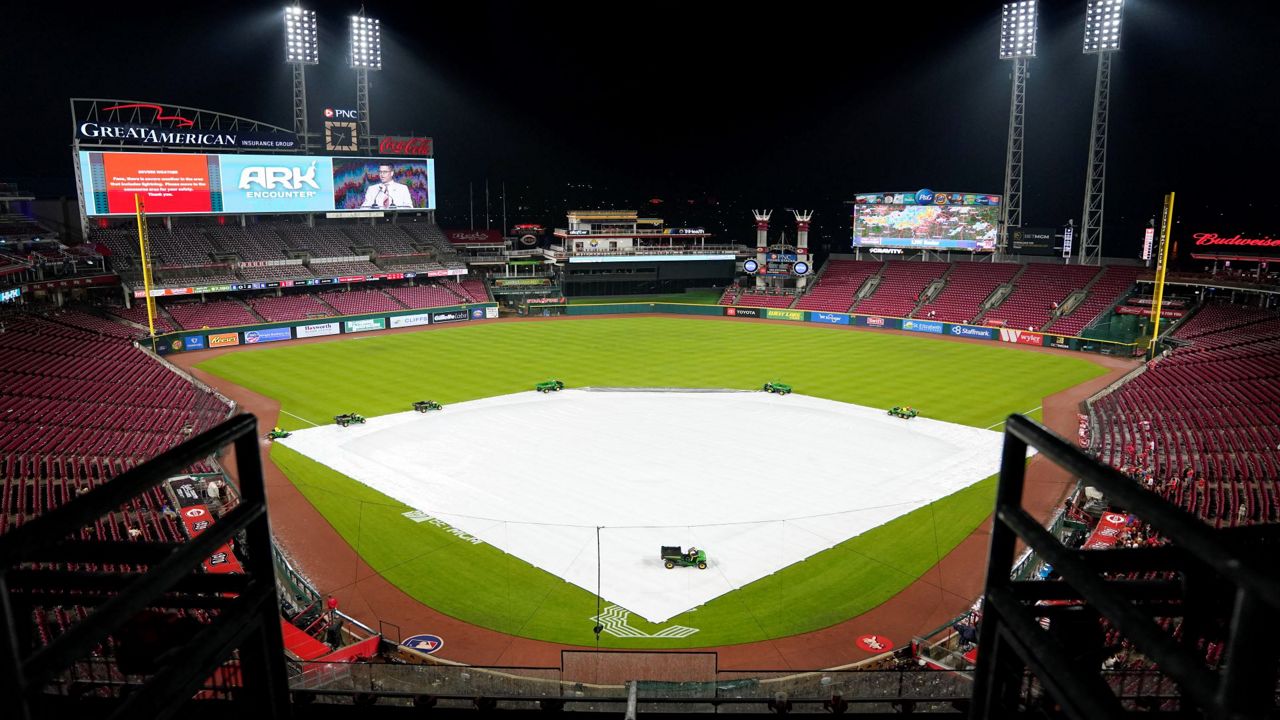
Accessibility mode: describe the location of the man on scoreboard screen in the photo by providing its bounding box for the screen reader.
[360,164,414,209]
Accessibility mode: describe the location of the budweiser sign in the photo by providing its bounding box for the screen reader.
[1193,232,1280,248]
[378,136,433,156]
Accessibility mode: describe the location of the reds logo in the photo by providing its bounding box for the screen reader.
[856,634,894,652]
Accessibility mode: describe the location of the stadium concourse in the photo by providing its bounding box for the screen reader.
[171,312,1142,669]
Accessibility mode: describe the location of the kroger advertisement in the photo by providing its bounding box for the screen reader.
[78,151,435,216]
[852,189,1000,252]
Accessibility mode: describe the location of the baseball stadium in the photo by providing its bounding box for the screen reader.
[1,2,1278,719]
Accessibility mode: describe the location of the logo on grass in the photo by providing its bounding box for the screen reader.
[589,605,699,639]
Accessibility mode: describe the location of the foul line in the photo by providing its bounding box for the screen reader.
[281,410,321,427]
[986,406,1041,431]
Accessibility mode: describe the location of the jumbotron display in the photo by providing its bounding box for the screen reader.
[78,151,435,216]
[852,190,1000,252]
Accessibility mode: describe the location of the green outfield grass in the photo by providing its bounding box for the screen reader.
[199,316,1106,646]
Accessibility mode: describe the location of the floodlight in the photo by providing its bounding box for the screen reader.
[1084,0,1125,53]
[283,6,318,65]
[998,1,1038,60]
[349,15,383,71]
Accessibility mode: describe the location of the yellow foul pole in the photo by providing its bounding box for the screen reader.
[134,194,158,351]
[1147,191,1176,357]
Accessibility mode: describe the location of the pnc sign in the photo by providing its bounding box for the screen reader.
[379,136,433,157]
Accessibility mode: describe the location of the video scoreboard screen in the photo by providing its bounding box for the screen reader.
[78,151,436,216]
[852,190,1000,252]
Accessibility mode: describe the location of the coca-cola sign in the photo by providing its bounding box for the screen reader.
[378,136,433,157]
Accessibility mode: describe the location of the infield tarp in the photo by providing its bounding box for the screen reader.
[280,390,1018,623]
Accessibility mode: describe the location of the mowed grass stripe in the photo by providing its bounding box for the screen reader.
[201,317,1106,646]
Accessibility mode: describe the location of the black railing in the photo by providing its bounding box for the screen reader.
[0,414,290,720]
[972,414,1280,719]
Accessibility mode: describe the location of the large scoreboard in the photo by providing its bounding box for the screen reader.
[78,151,435,216]
[852,190,1000,252]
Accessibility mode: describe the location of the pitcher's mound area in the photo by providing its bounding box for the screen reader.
[279,390,1011,623]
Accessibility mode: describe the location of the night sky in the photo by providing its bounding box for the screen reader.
[3,0,1276,257]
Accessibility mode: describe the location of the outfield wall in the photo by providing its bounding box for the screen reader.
[565,303,1141,356]
[149,300,1138,357]
[150,303,499,354]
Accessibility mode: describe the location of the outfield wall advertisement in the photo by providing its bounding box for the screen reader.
[79,151,436,216]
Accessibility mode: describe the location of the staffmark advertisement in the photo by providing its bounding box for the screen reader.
[430,311,468,323]
[345,318,387,333]
[902,320,944,334]
[808,312,851,325]
[724,307,761,318]
[765,309,804,321]
[390,313,432,329]
[999,328,1045,346]
[949,325,995,340]
[295,322,341,338]
[244,327,292,344]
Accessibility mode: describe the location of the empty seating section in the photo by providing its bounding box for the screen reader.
[270,224,355,258]
[917,262,1020,324]
[246,294,334,323]
[385,284,466,309]
[342,226,419,255]
[0,311,231,508]
[166,300,260,330]
[458,279,490,303]
[157,265,240,286]
[853,261,948,318]
[103,304,175,334]
[986,263,1100,330]
[717,287,740,306]
[735,292,795,308]
[315,289,405,315]
[1051,266,1143,336]
[795,260,882,312]
[1091,304,1280,526]
[236,264,312,282]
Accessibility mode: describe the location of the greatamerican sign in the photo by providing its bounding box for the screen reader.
[77,122,298,150]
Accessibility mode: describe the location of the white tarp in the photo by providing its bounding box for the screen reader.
[280,390,1012,623]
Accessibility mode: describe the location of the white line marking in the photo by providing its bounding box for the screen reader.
[987,406,1042,431]
[281,410,321,427]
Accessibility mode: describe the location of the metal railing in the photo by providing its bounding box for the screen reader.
[0,415,290,720]
[972,414,1280,720]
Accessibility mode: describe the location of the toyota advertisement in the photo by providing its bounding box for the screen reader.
[78,151,435,216]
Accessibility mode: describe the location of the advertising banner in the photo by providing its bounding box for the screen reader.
[901,319,944,334]
[79,151,436,216]
[1008,226,1060,256]
[430,310,468,324]
[167,476,204,508]
[855,315,899,329]
[446,229,504,245]
[485,306,500,319]
[243,327,293,344]
[469,308,486,320]
[76,121,297,151]
[999,328,1044,346]
[183,335,207,351]
[1117,306,1186,319]
[1046,335,1074,350]
[178,505,244,575]
[207,332,240,348]
[389,313,431,329]
[808,311,851,325]
[1083,512,1129,550]
[295,322,341,338]
[344,318,387,333]
[765,309,805,321]
[947,324,996,340]
[218,155,335,214]
[724,307,761,318]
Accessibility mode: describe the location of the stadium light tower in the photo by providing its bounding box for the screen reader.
[283,4,318,152]
[350,10,382,152]
[1078,0,1126,265]
[998,1,1037,259]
